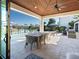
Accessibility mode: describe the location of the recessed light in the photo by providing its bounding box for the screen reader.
[59,8,61,10]
[34,6,37,8]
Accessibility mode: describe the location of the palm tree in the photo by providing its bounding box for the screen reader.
[47,18,56,26]
[28,24,34,32]
[47,18,56,31]
[68,21,74,29]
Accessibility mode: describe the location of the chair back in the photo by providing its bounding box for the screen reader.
[26,35,37,44]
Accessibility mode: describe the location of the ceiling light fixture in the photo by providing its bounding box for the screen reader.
[34,6,37,8]
[59,8,61,10]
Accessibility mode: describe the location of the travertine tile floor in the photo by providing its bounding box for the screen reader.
[11,33,79,59]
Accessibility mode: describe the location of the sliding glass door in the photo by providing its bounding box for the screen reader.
[0,0,1,58]
[1,0,6,59]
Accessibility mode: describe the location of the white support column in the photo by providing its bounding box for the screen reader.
[40,17,44,32]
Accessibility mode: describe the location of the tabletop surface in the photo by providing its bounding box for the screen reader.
[26,32,42,37]
[26,31,57,37]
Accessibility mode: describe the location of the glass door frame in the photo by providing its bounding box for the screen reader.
[1,0,10,59]
[0,0,1,58]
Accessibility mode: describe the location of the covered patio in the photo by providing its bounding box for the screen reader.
[11,0,79,32]
[10,0,79,59]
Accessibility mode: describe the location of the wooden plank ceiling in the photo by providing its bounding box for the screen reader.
[11,0,79,16]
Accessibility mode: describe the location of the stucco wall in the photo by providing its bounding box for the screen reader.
[74,21,79,32]
[76,32,79,39]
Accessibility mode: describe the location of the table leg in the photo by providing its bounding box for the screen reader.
[37,37,41,49]
[37,37,39,49]
[43,35,46,45]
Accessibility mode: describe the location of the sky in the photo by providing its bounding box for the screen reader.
[44,15,77,28]
[10,10,60,26]
[10,9,77,27]
[10,10,40,25]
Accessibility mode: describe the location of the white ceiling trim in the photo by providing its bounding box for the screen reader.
[44,10,79,19]
[10,2,41,20]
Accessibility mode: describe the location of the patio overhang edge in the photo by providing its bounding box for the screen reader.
[11,2,79,20]
[44,10,79,19]
[10,2,41,20]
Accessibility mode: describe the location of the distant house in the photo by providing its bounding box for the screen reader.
[74,20,79,32]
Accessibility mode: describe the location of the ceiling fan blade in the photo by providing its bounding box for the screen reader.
[54,0,60,11]
[52,0,79,9]
[57,0,79,8]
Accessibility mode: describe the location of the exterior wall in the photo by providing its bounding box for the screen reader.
[74,21,79,32]
[74,21,79,39]
[76,32,79,39]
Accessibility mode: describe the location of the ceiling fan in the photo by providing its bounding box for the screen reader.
[54,0,79,12]
[54,0,61,12]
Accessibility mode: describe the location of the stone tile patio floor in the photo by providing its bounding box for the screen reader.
[11,33,79,59]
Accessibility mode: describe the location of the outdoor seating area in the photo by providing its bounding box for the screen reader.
[25,32,44,50]
[9,0,79,59]
[11,32,79,59]
[25,31,57,50]
[1,0,79,59]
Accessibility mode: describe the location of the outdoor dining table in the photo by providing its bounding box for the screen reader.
[26,32,43,48]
